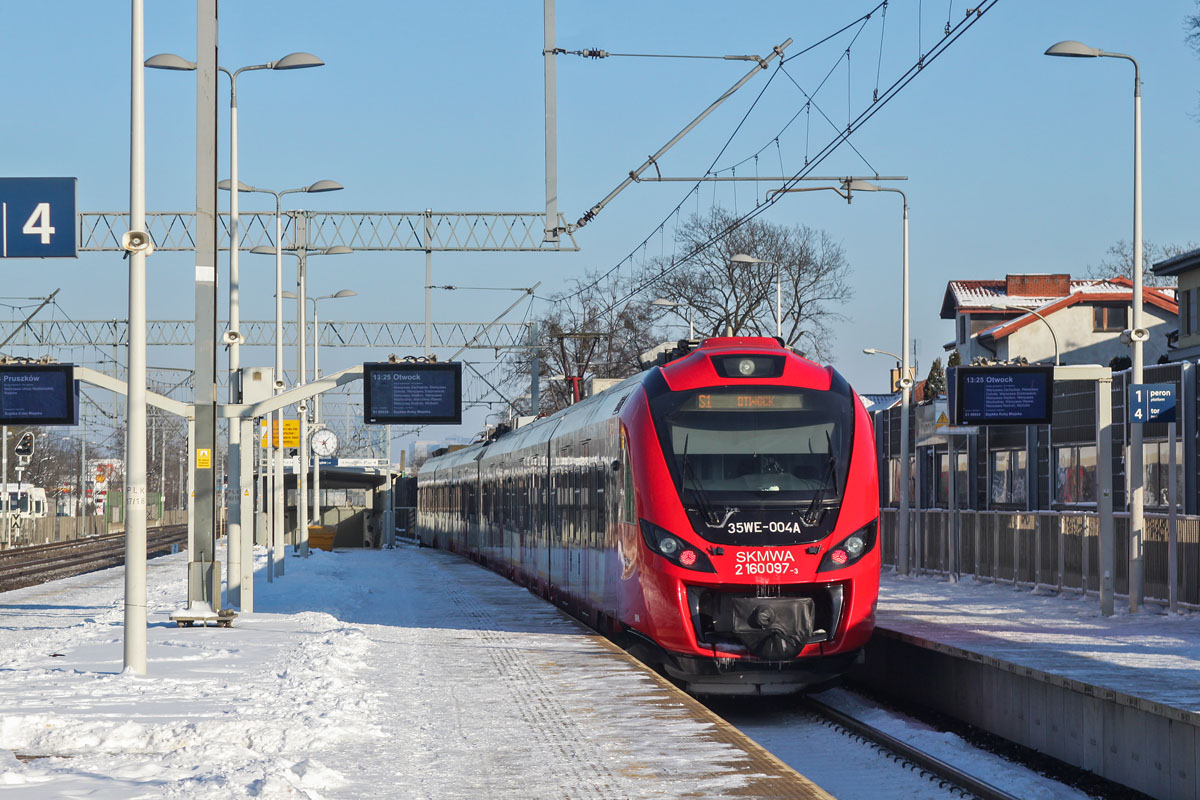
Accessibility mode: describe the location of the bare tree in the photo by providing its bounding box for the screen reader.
[517,270,660,413]
[1086,239,1197,286]
[641,208,852,359]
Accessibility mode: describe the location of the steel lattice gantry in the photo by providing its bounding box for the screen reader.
[79,211,579,252]
[0,319,531,350]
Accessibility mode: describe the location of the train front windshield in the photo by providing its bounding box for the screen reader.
[651,387,853,513]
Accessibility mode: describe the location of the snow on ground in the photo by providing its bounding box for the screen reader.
[3,545,1196,799]
[0,545,765,799]
[877,571,1200,712]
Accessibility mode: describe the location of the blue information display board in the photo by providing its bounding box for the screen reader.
[950,365,1054,426]
[1129,383,1176,424]
[0,364,77,425]
[0,178,77,259]
[363,362,462,425]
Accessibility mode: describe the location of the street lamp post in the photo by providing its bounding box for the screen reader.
[846,180,912,573]
[256,242,350,560]
[987,302,1060,366]
[283,286,355,533]
[649,298,695,340]
[228,180,343,572]
[1045,39,1145,611]
[146,50,324,606]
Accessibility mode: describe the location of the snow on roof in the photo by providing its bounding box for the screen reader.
[940,277,1178,342]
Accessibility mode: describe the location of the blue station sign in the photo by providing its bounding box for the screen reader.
[1129,383,1176,424]
[950,365,1054,426]
[0,178,77,258]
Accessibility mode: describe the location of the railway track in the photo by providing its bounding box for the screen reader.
[799,695,1022,800]
[0,525,188,592]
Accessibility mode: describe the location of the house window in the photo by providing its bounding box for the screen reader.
[1191,289,1199,336]
[958,315,967,344]
[989,449,1027,506]
[1093,304,1127,332]
[1183,289,1192,336]
[1054,445,1097,504]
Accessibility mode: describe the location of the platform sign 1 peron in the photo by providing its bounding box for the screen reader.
[949,365,1054,426]
[363,362,462,425]
[0,364,76,425]
[0,178,77,258]
[1129,383,1176,424]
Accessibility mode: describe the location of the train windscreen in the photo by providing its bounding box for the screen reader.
[650,386,853,527]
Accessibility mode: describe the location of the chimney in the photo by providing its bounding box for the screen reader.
[1005,274,1069,298]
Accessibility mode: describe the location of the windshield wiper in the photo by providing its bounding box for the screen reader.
[681,435,724,527]
[803,431,839,526]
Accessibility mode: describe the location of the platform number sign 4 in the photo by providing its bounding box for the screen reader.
[0,178,77,259]
[1129,383,1176,424]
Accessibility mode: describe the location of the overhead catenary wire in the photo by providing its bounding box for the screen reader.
[578,0,1000,326]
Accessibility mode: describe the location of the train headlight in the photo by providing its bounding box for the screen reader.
[737,358,756,376]
[818,521,878,572]
[639,519,716,572]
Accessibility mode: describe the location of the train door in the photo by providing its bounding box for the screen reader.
[577,441,591,605]
[543,442,553,593]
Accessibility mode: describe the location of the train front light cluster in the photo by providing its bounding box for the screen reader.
[639,519,715,572]
[818,521,878,572]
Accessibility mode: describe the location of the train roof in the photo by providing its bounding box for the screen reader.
[418,337,844,477]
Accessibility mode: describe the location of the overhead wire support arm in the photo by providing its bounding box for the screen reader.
[573,37,792,231]
[448,282,542,362]
[632,175,908,183]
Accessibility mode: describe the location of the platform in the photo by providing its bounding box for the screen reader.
[0,544,830,798]
[856,572,1200,800]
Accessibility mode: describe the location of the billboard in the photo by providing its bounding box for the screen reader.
[363,362,462,425]
[0,364,76,425]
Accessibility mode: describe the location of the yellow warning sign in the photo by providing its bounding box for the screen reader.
[935,412,950,430]
[260,419,300,448]
[197,448,212,469]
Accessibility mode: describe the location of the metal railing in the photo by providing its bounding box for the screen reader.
[881,508,1200,610]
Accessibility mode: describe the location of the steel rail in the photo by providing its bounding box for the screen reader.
[0,526,187,591]
[802,696,1022,800]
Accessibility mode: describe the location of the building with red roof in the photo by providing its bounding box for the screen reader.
[940,274,1177,366]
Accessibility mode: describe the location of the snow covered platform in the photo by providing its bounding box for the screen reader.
[857,573,1200,800]
[0,544,831,799]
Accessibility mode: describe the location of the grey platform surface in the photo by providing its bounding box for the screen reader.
[876,572,1200,713]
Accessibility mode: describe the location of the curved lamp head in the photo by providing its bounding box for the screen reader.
[332,289,357,298]
[730,253,770,266]
[321,246,353,256]
[272,52,325,70]
[281,291,298,299]
[249,246,275,256]
[1045,40,1101,58]
[217,179,255,192]
[305,180,343,193]
[650,298,678,307]
[863,348,880,355]
[145,53,197,71]
[846,179,882,192]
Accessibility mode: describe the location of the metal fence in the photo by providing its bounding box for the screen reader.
[1,509,189,549]
[881,508,1200,610]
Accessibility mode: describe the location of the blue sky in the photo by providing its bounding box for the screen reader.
[2,1,1198,450]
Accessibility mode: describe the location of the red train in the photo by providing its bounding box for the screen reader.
[417,336,879,694]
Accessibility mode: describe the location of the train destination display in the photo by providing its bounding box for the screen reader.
[0,363,76,425]
[950,365,1053,426]
[363,361,462,425]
